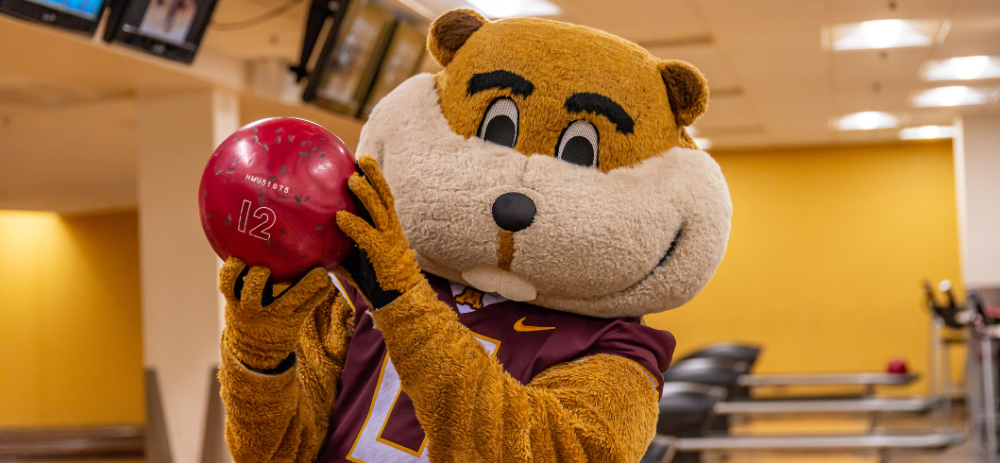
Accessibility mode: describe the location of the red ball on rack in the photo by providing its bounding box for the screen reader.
[886,358,908,374]
[198,117,358,282]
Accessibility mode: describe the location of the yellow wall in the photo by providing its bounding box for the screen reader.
[0,210,144,426]
[647,141,962,395]
[0,140,961,422]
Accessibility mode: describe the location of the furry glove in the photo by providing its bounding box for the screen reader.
[336,155,424,308]
[220,257,333,371]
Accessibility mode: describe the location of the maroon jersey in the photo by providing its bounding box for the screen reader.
[317,273,676,463]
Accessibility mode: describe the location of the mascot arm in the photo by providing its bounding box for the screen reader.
[337,156,658,462]
[217,258,355,463]
[374,283,659,463]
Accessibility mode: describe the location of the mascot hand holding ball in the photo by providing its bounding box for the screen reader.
[204,9,731,463]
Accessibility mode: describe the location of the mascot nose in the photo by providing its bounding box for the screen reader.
[492,192,536,232]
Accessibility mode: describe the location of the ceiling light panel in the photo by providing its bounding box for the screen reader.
[401,0,560,19]
[924,56,1000,81]
[827,0,953,24]
[900,125,955,139]
[465,0,559,18]
[828,19,941,51]
[570,0,708,44]
[835,111,899,130]
[912,86,995,107]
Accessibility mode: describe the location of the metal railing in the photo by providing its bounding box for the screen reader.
[0,369,178,463]
[0,425,144,461]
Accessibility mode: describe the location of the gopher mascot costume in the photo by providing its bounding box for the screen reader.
[218,9,731,463]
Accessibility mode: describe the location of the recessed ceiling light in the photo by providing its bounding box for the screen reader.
[924,56,1000,81]
[466,0,560,18]
[836,111,898,130]
[913,86,992,107]
[900,126,955,139]
[693,138,712,149]
[861,20,905,48]
[828,19,939,51]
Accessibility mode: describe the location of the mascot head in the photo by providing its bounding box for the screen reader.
[357,9,732,318]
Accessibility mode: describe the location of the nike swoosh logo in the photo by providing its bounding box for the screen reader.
[514,317,555,332]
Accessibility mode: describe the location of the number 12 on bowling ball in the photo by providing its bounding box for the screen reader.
[237,199,276,241]
[198,117,359,282]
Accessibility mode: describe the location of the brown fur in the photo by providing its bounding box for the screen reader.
[659,60,709,128]
[219,258,334,370]
[427,9,487,67]
[219,259,355,463]
[219,11,721,463]
[373,280,659,462]
[433,16,708,172]
[220,282,657,463]
[346,156,660,461]
[220,157,661,463]
[497,230,515,271]
[336,155,424,294]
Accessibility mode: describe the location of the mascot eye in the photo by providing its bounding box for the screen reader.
[556,120,599,168]
[478,98,519,148]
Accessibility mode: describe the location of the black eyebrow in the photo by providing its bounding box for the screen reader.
[565,93,634,135]
[467,70,535,97]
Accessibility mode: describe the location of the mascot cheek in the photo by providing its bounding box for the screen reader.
[511,152,691,298]
[531,149,732,318]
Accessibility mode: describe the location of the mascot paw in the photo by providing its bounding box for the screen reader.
[336,155,424,309]
[220,257,333,372]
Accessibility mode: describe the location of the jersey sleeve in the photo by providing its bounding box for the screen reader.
[581,321,676,395]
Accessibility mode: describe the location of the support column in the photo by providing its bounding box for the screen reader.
[953,115,1000,289]
[136,88,239,463]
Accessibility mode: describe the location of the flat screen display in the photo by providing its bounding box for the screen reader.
[105,0,218,63]
[359,21,425,119]
[28,0,101,18]
[302,1,395,116]
[0,0,107,34]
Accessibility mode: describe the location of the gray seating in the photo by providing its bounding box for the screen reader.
[652,347,961,463]
[679,342,762,366]
[639,436,677,463]
[655,383,726,437]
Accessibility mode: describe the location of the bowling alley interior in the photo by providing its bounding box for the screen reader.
[1,0,999,462]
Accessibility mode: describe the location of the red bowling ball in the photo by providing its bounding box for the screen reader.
[887,358,908,374]
[198,118,358,282]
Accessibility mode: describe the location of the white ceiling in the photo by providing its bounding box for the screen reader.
[1,0,999,212]
[199,0,1000,149]
[203,0,310,61]
[0,99,138,213]
[0,14,361,213]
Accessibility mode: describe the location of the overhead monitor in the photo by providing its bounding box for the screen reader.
[104,0,218,64]
[0,0,108,35]
[303,1,395,117]
[358,20,425,120]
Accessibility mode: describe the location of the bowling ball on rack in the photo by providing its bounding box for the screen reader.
[886,358,908,374]
[198,117,358,282]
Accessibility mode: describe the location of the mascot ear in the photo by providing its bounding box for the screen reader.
[428,9,488,67]
[658,60,709,127]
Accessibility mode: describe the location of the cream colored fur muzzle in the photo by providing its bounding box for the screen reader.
[357,74,732,318]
